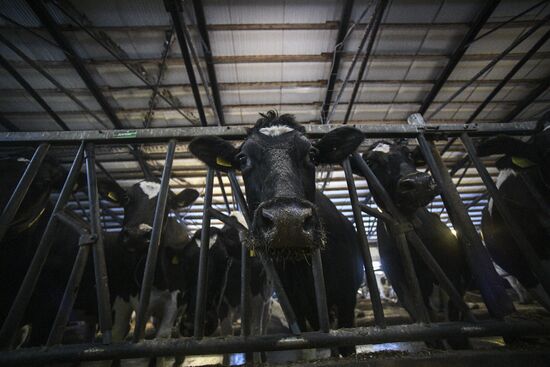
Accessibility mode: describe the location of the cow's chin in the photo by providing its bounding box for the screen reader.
[395,190,437,214]
[247,224,326,261]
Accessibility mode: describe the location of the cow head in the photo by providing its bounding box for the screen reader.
[189,111,364,259]
[360,140,438,214]
[477,125,550,182]
[100,180,199,252]
[0,154,73,235]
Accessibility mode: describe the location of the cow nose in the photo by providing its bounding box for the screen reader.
[255,200,318,249]
[397,178,416,191]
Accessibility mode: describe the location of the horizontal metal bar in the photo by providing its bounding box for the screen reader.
[0,320,548,365]
[0,121,537,145]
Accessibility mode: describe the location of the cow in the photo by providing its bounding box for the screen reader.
[478,124,550,310]
[353,140,471,349]
[98,180,200,342]
[189,111,365,357]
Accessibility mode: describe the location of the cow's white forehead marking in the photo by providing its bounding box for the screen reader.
[17,157,30,163]
[195,233,218,249]
[372,143,391,154]
[139,181,161,199]
[138,223,153,232]
[259,125,294,137]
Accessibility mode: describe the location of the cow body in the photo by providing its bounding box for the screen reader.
[355,140,470,348]
[190,111,365,357]
[478,128,550,310]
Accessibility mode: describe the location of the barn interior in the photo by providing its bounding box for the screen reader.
[0,0,549,366]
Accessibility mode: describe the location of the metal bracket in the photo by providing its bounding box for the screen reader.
[78,234,97,247]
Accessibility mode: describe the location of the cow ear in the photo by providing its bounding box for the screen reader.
[189,136,240,171]
[173,188,199,208]
[97,178,128,205]
[411,146,426,166]
[314,127,364,164]
[477,136,538,162]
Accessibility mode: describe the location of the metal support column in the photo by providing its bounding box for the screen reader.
[416,133,515,318]
[85,143,112,344]
[194,168,214,338]
[343,157,386,326]
[133,139,177,342]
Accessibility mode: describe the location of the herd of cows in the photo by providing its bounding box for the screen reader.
[0,111,549,362]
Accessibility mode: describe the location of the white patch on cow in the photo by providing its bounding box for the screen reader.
[138,181,161,199]
[138,223,153,232]
[231,210,248,230]
[543,124,550,131]
[259,125,294,137]
[489,169,517,215]
[194,233,218,249]
[372,143,391,154]
[16,157,30,163]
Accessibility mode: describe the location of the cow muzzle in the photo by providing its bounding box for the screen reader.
[121,225,153,251]
[395,172,438,211]
[250,198,325,259]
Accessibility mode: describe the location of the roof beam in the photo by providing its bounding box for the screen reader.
[26,0,123,129]
[192,0,225,125]
[0,112,19,131]
[343,0,388,124]
[0,54,70,131]
[500,76,550,123]
[320,0,354,123]
[165,0,208,126]
[418,0,501,115]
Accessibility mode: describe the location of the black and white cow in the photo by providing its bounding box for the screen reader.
[98,180,200,342]
[478,125,550,310]
[354,140,470,348]
[189,111,365,356]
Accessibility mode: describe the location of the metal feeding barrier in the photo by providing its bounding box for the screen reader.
[0,120,549,366]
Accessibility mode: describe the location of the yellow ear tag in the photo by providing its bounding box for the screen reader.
[107,192,118,201]
[249,249,255,257]
[512,156,536,168]
[171,256,179,265]
[216,157,232,167]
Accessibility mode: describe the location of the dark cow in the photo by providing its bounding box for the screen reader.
[99,180,199,341]
[478,125,550,310]
[178,225,268,340]
[0,152,81,347]
[354,140,470,348]
[189,111,364,356]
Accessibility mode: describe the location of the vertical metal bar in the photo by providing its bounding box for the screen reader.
[0,143,50,243]
[416,133,515,319]
[0,142,84,349]
[133,139,177,342]
[312,249,330,333]
[217,171,231,213]
[227,171,252,339]
[194,168,214,338]
[460,133,550,294]
[47,240,91,346]
[343,158,386,327]
[227,172,301,335]
[85,143,112,344]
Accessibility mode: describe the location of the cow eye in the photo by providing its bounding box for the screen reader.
[308,148,319,164]
[237,153,248,167]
